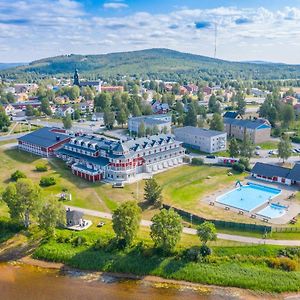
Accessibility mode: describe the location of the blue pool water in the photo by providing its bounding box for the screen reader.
[257,203,287,219]
[216,183,281,212]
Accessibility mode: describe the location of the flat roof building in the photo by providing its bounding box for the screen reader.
[174,126,227,153]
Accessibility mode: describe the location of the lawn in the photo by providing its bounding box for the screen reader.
[257,141,279,150]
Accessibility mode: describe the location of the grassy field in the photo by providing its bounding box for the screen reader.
[32,218,300,293]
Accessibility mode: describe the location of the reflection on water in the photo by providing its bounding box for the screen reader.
[0,263,273,300]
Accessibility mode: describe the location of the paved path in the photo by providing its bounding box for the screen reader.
[65,205,300,246]
[0,132,27,142]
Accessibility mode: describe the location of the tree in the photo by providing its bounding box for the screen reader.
[62,113,72,129]
[229,138,239,157]
[40,98,52,116]
[2,178,41,227]
[209,113,224,131]
[0,106,10,130]
[81,86,95,101]
[208,95,221,113]
[278,136,292,163]
[150,209,183,253]
[68,86,80,101]
[236,97,246,115]
[11,170,26,181]
[112,201,141,247]
[116,108,127,128]
[132,102,142,117]
[73,109,81,120]
[104,109,115,129]
[94,92,112,111]
[25,105,35,117]
[138,121,145,137]
[239,135,254,158]
[197,222,217,245]
[38,198,65,236]
[144,178,162,207]
[175,101,184,115]
[280,104,295,128]
[184,104,197,126]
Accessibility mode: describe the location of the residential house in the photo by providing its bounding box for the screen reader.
[91,112,104,124]
[151,100,170,114]
[56,133,185,183]
[18,127,71,157]
[174,126,227,153]
[224,118,271,144]
[223,111,243,119]
[282,96,298,106]
[14,83,38,94]
[128,114,172,135]
[56,106,75,117]
[203,86,212,95]
[1,103,15,116]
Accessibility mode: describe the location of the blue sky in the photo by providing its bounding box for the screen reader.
[1,0,300,63]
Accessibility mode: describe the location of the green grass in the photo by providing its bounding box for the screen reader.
[33,223,300,293]
[258,141,279,150]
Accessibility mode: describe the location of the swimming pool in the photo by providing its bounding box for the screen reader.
[216,183,281,212]
[257,203,287,219]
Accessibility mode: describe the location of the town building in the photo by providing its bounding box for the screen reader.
[174,126,227,153]
[73,69,101,92]
[151,100,170,114]
[282,96,298,106]
[56,133,185,183]
[18,127,71,157]
[14,83,38,94]
[100,86,124,93]
[251,162,300,186]
[1,103,15,116]
[223,118,271,144]
[128,114,172,135]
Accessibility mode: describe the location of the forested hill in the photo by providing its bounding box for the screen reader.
[1,48,300,82]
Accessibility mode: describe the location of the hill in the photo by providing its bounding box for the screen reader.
[0,63,26,71]
[1,48,300,82]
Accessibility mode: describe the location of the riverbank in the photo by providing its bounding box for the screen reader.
[16,257,286,300]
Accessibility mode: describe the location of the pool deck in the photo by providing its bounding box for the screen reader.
[203,177,300,225]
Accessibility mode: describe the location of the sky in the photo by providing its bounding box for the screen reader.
[1,0,300,63]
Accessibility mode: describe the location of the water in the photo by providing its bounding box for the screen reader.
[0,262,270,300]
[257,203,288,219]
[216,183,281,212]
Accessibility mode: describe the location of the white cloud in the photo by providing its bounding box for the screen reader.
[0,1,300,63]
[103,2,128,9]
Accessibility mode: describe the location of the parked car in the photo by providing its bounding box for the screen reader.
[255,151,260,156]
[206,155,216,159]
[255,146,261,150]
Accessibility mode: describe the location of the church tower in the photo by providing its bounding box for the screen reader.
[73,69,80,86]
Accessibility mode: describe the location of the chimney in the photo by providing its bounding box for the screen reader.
[56,136,60,141]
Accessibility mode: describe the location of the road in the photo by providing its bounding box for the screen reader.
[65,205,300,246]
[0,132,27,142]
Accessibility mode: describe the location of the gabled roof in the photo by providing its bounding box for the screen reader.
[251,162,291,178]
[287,164,300,181]
[224,118,271,130]
[223,111,239,119]
[66,209,83,220]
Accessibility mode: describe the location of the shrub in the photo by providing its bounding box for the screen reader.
[239,157,250,171]
[183,247,201,262]
[1,126,8,132]
[278,247,300,259]
[71,235,87,247]
[199,244,212,257]
[40,176,56,187]
[291,136,300,144]
[191,157,204,166]
[10,170,27,181]
[36,163,48,172]
[267,257,297,272]
[232,162,245,173]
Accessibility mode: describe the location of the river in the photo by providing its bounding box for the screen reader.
[0,262,288,300]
